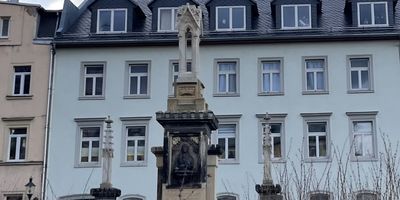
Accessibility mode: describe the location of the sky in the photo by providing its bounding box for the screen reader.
[6,0,83,9]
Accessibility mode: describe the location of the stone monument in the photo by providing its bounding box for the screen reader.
[152,4,220,200]
[255,113,283,200]
[90,117,121,200]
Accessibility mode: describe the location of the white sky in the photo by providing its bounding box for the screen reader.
[7,0,84,10]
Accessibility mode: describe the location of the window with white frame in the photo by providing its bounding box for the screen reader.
[281,4,311,29]
[158,7,178,32]
[125,126,146,163]
[218,124,236,160]
[0,17,10,37]
[170,61,191,95]
[304,58,327,92]
[4,194,23,200]
[120,194,146,200]
[263,123,283,159]
[8,128,27,161]
[355,190,379,200]
[257,113,286,162]
[349,57,372,91]
[128,63,149,96]
[215,61,239,95]
[216,6,246,31]
[358,2,388,27]
[353,121,375,158]
[260,60,282,94]
[82,63,105,97]
[309,191,332,200]
[13,66,31,95]
[217,193,239,200]
[307,122,328,158]
[79,127,101,164]
[97,9,127,33]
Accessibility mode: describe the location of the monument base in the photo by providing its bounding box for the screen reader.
[90,187,121,200]
[162,184,206,200]
[259,194,284,200]
[256,183,283,200]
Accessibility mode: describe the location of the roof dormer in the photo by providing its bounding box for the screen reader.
[206,0,258,31]
[271,0,321,30]
[345,0,397,27]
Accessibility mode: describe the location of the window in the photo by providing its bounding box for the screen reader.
[97,9,127,33]
[81,63,105,99]
[309,191,333,200]
[0,17,10,38]
[8,128,27,161]
[216,6,246,31]
[355,190,379,200]
[303,57,328,94]
[301,113,331,161]
[4,194,23,200]
[347,111,378,160]
[120,117,151,167]
[13,66,31,96]
[215,60,239,96]
[120,194,146,200]
[158,7,178,32]
[79,127,101,164]
[259,59,283,95]
[281,4,311,29]
[214,115,241,163]
[126,63,150,98]
[348,56,373,92]
[169,61,191,95]
[257,113,287,162]
[217,193,239,200]
[357,2,388,27]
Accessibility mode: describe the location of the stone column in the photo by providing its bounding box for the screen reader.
[206,145,222,200]
[191,33,200,77]
[178,33,187,77]
[152,147,164,200]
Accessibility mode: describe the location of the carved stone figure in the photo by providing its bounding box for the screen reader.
[175,143,194,171]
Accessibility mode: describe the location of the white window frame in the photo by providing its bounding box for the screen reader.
[346,111,378,161]
[0,17,10,38]
[301,113,332,162]
[168,60,192,96]
[216,6,246,31]
[303,56,328,94]
[256,113,287,163]
[214,115,241,164]
[214,59,240,97]
[120,117,151,167]
[216,192,240,200]
[258,58,284,95]
[347,55,374,93]
[281,4,312,29]
[96,8,127,33]
[3,193,24,200]
[80,62,106,100]
[118,194,146,200]
[74,118,105,168]
[353,190,380,200]
[357,2,388,27]
[125,61,151,99]
[157,7,178,32]
[308,191,333,200]
[12,65,31,96]
[7,127,28,162]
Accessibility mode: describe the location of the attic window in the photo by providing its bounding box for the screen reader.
[97,9,127,33]
[0,17,10,38]
[216,6,246,31]
[281,4,311,29]
[357,2,388,27]
[158,7,178,32]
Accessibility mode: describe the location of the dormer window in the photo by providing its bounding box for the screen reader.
[158,7,178,32]
[216,6,246,31]
[357,2,388,27]
[281,4,311,29]
[97,9,127,33]
[0,17,10,38]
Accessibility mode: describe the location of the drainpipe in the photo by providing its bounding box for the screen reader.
[41,41,56,200]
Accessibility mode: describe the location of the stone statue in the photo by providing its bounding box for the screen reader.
[175,143,194,171]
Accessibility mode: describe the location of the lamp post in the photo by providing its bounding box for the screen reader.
[25,177,36,200]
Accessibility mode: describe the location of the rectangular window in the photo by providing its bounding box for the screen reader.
[8,128,27,161]
[13,66,31,95]
[0,17,10,37]
[281,4,311,29]
[307,122,327,158]
[215,60,239,96]
[260,59,283,94]
[257,113,286,162]
[218,124,237,160]
[263,123,283,159]
[128,64,149,96]
[304,58,328,93]
[4,194,23,200]
[79,127,101,164]
[348,56,372,92]
[169,61,192,95]
[82,63,105,97]
[158,7,178,32]
[97,9,127,33]
[358,2,388,27]
[216,6,246,31]
[125,126,146,162]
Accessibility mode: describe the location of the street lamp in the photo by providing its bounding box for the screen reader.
[25,177,36,200]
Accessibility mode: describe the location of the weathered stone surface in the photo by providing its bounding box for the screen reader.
[162,184,206,200]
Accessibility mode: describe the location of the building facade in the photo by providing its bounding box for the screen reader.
[0,1,58,200]
[47,0,400,199]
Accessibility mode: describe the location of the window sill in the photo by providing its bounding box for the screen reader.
[304,157,332,163]
[258,92,284,96]
[347,89,374,94]
[218,159,240,165]
[213,93,240,97]
[123,95,150,99]
[302,91,329,95]
[120,162,147,167]
[0,161,43,166]
[258,159,286,164]
[6,95,33,100]
[78,96,105,100]
[74,163,101,168]
[351,157,378,162]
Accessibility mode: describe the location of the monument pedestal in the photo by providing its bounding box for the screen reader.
[90,187,121,200]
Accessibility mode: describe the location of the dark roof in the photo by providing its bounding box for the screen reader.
[37,10,61,38]
[55,0,400,47]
